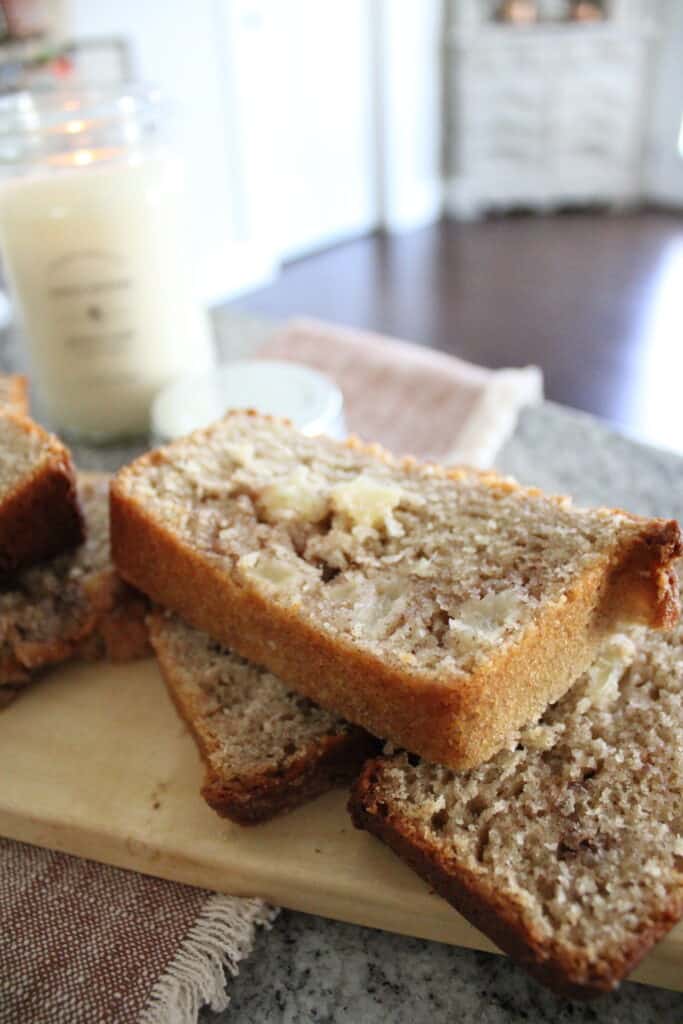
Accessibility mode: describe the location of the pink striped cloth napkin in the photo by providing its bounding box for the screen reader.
[0,317,541,1024]
[257,317,542,466]
[0,839,276,1024]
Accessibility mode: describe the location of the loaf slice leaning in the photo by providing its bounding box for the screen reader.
[0,411,83,575]
[110,410,682,770]
[148,611,378,825]
[349,609,683,999]
[0,473,149,706]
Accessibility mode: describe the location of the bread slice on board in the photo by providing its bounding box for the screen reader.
[349,607,683,999]
[148,611,378,825]
[0,474,149,705]
[111,410,681,770]
[0,375,28,416]
[0,411,83,575]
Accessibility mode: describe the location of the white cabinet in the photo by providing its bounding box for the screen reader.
[445,3,655,218]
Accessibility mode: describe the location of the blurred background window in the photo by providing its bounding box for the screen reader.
[0,0,682,449]
[2,1,683,294]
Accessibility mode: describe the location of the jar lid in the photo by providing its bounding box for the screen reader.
[151,360,346,443]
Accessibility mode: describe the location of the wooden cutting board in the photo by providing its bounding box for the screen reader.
[1,658,681,993]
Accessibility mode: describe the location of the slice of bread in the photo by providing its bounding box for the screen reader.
[0,474,149,704]
[0,411,83,575]
[148,611,378,825]
[110,410,681,770]
[349,607,683,998]
[0,375,28,416]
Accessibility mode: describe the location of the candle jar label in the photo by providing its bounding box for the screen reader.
[47,250,137,374]
[0,152,214,440]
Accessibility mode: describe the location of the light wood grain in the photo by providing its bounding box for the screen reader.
[1,659,680,993]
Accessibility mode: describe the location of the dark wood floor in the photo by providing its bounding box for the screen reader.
[237,211,683,455]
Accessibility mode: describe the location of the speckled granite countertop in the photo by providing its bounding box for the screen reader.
[3,310,682,1023]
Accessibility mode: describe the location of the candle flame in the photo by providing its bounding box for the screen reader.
[64,119,87,135]
[45,146,121,169]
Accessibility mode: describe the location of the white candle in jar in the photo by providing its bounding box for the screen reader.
[0,115,214,440]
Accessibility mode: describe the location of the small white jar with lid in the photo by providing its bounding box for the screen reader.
[151,360,346,443]
[0,85,214,442]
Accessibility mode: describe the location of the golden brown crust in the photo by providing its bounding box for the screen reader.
[0,471,149,700]
[0,586,149,703]
[111,476,681,769]
[73,582,150,665]
[149,612,378,825]
[349,760,683,999]
[0,375,29,416]
[0,413,83,576]
[200,728,377,826]
[0,572,149,694]
[600,517,681,629]
[92,590,151,662]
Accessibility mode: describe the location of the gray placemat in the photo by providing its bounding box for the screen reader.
[498,401,683,521]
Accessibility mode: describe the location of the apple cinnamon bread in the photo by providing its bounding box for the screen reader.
[148,611,377,825]
[350,613,683,998]
[0,474,148,705]
[0,411,83,575]
[111,411,681,769]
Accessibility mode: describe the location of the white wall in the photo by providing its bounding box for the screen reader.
[373,0,444,231]
[56,0,683,290]
[261,0,444,257]
[63,0,445,288]
[65,0,279,302]
[268,0,378,260]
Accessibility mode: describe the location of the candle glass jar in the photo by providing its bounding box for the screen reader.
[0,84,215,442]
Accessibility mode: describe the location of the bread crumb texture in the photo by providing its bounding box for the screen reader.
[0,475,145,685]
[358,604,683,979]
[150,612,358,781]
[0,413,55,494]
[117,412,677,678]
